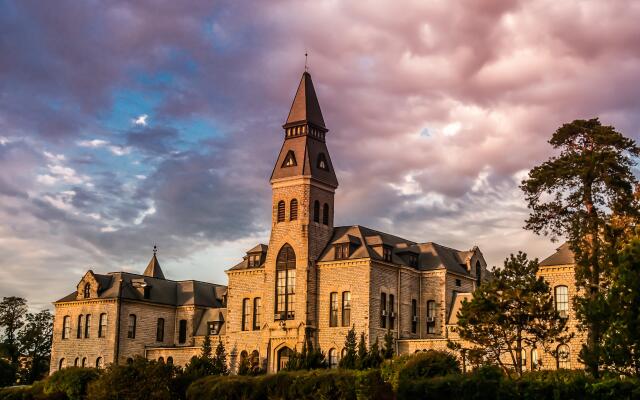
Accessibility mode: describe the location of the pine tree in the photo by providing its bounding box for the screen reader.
[201,332,212,360]
[367,337,383,368]
[339,326,357,369]
[213,338,228,375]
[356,332,368,370]
[382,330,395,359]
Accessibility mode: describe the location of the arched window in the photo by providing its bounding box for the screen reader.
[58,358,65,370]
[81,357,87,367]
[557,344,570,369]
[96,357,103,369]
[275,244,296,320]
[322,203,329,225]
[253,298,262,330]
[83,283,91,298]
[167,356,173,365]
[277,347,293,371]
[317,153,329,171]
[554,286,569,318]
[127,314,136,339]
[328,348,338,368]
[158,357,164,364]
[341,348,347,359]
[313,201,320,223]
[250,350,260,372]
[98,313,107,338]
[277,200,285,223]
[74,358,79,367]
[289,199,298,221]
[77,315,83,339]
[126,358,133,364]
[156,318,165,342]
[62,316,71,339]
[84,314,91,338]
[531,349,539,370]
[240,350,248,364]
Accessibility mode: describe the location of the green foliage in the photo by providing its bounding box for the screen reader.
[453,252,570,376]
[356,332,368,370]
[213,339,229,376]
[184,334,218,380]
[600,237,640,375]
[380,354,412,391]
[44,367,99,400]
[520,118,640,376]
[339,326,357,369]
[382,331,394,359]
[18,310,53,384]
[86,356,180,400]
[0,297,27,367]
[366,337,383,369]
[0,359,15,388]
[398,350,460,382]
[283,337,327,371]
[186,369,393,400]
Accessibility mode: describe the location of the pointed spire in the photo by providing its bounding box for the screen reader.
[285,71,326,129]
[143,245,165,279]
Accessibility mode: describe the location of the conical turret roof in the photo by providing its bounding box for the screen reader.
[285,71,326,129]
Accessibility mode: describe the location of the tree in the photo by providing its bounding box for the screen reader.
[599,236,640,375]
[0,297,27,366]
[367,337,383,369]
[18,309,53,383]
[212,338,228,375]
[0,358,16,387]
[356,332,369,370]
[184,333,215,378]
[452,252,571,377]
[521,118,640,375]
[382,330,395,360]
[284,334,327,371]
[339,326,357,369]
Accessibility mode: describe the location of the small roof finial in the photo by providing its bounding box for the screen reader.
[304,51,308,72]
[153,244,158,255]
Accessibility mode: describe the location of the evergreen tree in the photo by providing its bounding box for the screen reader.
[521,118,640,376]
[17,310,52,383]
[356,332,368,370]
[213,338,228,375]
[453,252,571,376]
[382,330,395,359]
[237,355,250,375]
[201,332,212,359]
[184,333,215,378]
[367,337,383,368]
[339,326,357,369]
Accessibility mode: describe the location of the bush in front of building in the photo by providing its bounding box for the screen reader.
[0,359,16,388]
[43,367,99,400]
[398,350,461,382]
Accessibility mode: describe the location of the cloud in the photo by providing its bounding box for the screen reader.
[133,114,149,126]
[78,139,131,156]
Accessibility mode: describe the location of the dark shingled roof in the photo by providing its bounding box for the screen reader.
[539,242,575,266]
[228,244,269,271]
[285,72,325,128]
[143,254,165,279]
[317,225,480,275]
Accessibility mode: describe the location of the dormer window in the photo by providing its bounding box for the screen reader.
[83,284,91,299]
[335,243,349,260]
[317,153,329,171]
[383,246,393,262]
[408,253,418,267]
[248,254,261,268]
[282,150,297,167]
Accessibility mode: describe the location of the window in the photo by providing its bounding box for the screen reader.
[426,300,436,334]
[335,243,349,259]
[96,357,103,369]
[81,357,87,367]
[242,298,250,331]
[83,283,91,299]
[77,315,83,339]
[322,203,329,225]
[275,244,296,320]
[290,199,298,221]
[317,153,328,171]
[84,314,91,338]
[58,358,65,370]
[62,316,71,339]
[555,286,569,318]
[342,292,351,327]
[328,348,337,368]
[277,200,285,223]
[253,298,262,330]
[207,322,217,335]
[248,254,261,268]
[143,286,151,299]
[380,292,387,328]
[98,313,107,338]
[455,279,462,287]
[521,349,527,371]
[557,344,570,369]
[389,294,395,330]
[159,357,165,363]
[156,318,165,342]
[531,349,539,370]
[408,254,418,267]
[178,319,187,344]
[251,350,260,372]
[329,292,338,327]
[383,246,392,262]
[313,201,320,223]
[411,299,418,334]
[127,314,136,339]
[167,357,173,365]
[282,150,297,167]
[74,357,79,366]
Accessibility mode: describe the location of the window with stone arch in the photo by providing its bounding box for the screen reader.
[313,200,320,223]
[322,203,329,225]
[289,199,298,221]
[557,344,570,369]
[277,200,285,223]
[275,244,296,320]
[58,358,65,370]
[83,283,91,299]
[328,348,338,368]
[62,316,70,339]
[554,285,569,318]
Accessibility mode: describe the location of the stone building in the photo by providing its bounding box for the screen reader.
[49,70,582,374]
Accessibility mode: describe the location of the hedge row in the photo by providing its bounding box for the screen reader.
[186,369,393,400]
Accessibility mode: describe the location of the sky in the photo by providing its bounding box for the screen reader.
[1,0,640,310]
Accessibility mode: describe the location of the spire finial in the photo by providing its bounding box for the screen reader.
[304,51,308,72]
[153,244,158,255]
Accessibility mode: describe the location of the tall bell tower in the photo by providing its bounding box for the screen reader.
[264,71,338,361]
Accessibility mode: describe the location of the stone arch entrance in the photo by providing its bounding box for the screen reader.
[277,346,294,371]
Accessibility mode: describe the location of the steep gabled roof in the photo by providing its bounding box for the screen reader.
[539,242,575,266]
[143,253,165,279]
[285,72,325,129]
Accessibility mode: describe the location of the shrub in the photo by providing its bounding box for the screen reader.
[0,359,16,388]
[398,350,461,382]
[44,367,99,400]
[379,354,411,391]
[186,375,255,400]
